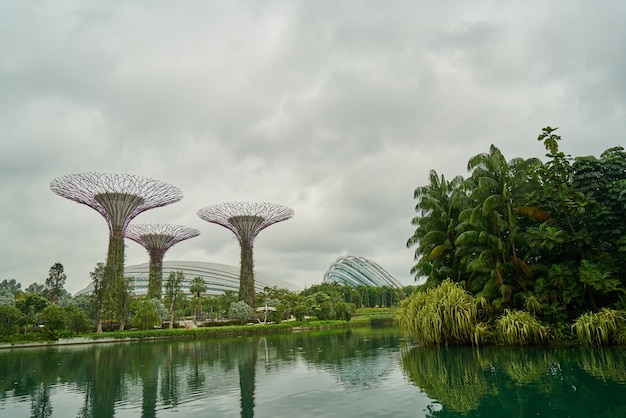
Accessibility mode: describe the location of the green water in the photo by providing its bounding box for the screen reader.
[0,327,625,417]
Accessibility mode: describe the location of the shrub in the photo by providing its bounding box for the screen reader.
[228,301,255,323]
[495,309,547,345]
[396,279,480,345]
[549,321,574,341]
[572,308,626,346]
[334,301,355,321]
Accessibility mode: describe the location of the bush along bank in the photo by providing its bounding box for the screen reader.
[0,311,395,347]
[396,280,626,347]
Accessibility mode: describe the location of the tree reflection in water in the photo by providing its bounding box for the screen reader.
[401,345,626,417]
[1,330,626,417]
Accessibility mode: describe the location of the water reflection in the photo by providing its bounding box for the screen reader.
[401,345,626,417]
[1,330,626,417]
[0,328,400,417]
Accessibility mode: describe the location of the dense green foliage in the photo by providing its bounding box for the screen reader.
[1,254,405,343]
[404,127,626,345]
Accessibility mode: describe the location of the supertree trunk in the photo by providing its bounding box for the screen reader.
[147,249,164,300]
[239,240,256,307]
[106,226,126,330]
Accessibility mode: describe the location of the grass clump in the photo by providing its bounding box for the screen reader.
[495,309,547,345]
[572,308,626,346]
[396,279,483,345]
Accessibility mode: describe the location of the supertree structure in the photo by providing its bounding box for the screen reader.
[125,223,200,300]
[197,202,294,306]
[50,172,183,331]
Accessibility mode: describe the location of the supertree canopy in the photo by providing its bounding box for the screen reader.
[197,202,294,306]
[125,223,200,300]
[50,172,183,331]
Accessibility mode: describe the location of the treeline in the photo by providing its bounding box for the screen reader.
[0,265,406,341]
[400,127,626,345]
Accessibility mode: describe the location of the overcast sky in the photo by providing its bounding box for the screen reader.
[1,1,625,294]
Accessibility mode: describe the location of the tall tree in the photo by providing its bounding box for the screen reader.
[189,277,207,320]
[163,271,185,329]
[407,170,470,285]
[90,263,106,333]
[455,145,541,308]
[115,276,134,331]
[45,263,67,305]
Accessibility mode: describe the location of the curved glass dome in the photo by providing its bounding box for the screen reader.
[322,256,404,289]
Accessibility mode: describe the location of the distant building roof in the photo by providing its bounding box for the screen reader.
[75,260,298,296]
[322,256,404,289]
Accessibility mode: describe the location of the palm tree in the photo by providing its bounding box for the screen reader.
[407,170,470,286]
[189,277,207,320]
[455,145,541,309]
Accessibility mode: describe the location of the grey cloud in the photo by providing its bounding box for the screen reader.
[2,1,626,293]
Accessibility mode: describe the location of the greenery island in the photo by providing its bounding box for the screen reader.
[399,126,626,346]
[2,127,626,348]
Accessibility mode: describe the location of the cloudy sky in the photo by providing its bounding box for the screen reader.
[2,1,625,294]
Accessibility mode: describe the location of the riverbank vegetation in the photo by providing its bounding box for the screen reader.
[400,127,626,346]
[0,274,399,344]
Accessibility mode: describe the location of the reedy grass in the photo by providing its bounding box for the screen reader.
[495,309,547,345]
[572,308,626,346]
[396,279,481,345]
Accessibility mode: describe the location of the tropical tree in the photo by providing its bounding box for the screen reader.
[45,263,67,305]
[64,305,91,333]
[189,276,207,320]
[455,145,541,309]
[114,276,134,330]
[529,128,626,316]
[0,305,22,335]
[163,271,185,328]
[131,296,161,330]
[90,262,106,333]
[40,304,67,331]
[407,170,470,285]
[15,293,49,330]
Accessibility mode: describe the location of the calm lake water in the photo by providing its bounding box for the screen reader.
[1,326,626,417]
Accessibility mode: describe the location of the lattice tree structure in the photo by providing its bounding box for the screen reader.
[50,172,183,331]
[125,223,200,300]
[197,202,294,306]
